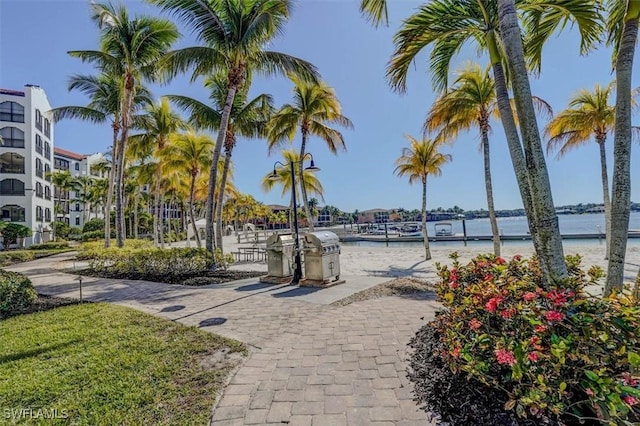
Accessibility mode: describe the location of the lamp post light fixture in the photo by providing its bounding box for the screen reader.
[269,153,320,285]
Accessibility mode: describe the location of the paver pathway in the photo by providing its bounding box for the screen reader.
[7,254,439,425]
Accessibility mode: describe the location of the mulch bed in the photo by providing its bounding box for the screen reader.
[331,277,433,307]
[76,269,265,286]
[1,294,82,320]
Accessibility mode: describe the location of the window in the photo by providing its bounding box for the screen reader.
[35,182,43,198]
[54,157,69,171]
[36,206,43,221]
[35,134,43,154]
[0,152,25,174]
[75,203,80,212]
[44,142,51,160]
[75,217,80,226]
[75,162,80,171]
[44,118,50,137]
[0,101,25,123]
[0,178,25,195]
[44,164,51,181]
[45,208,51,222]
[1,205,25,222]
[45,185,51,200]
[35,109,43,130]
[36,158,43,178]
[0,127,25,148]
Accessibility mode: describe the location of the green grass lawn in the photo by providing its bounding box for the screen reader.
[0,303,246,425]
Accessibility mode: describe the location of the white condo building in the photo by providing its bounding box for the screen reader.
[0,85,55,246]
[53,147,106,228]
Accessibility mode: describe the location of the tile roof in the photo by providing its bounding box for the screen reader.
[0,88,26,97]
[54,147,86,161]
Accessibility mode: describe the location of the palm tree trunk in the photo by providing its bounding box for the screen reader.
[206,84,238,256]
[215,150,232,253]
[489,40,543,265]
[104,124,118,248]
[481,124,500,256]
[116,75,135,248]
[496,0,567,282]
[134,189,140,239]
[153,169,162,247]
[159,193,165,249]
[605,4,639,295]
[421,178,431,260]
[189,173,201,248]
[298,131,314,232]
[597,138,611,260]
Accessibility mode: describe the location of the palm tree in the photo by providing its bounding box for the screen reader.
[168,73,273,253]
[386,0,601,282]
[163,132,215,248]
[426,63,502,256]
[545,83,638,261]
[394,136,451,260]
[70,2,178,247]
[261,149,324,231]
[129,98,187,248]
[267,75,353,232]
[604,0,640,294]
[148,0,319,256]
[50,73,153,247]
[49,170,77,241]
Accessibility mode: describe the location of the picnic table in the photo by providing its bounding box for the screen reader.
[232,246,267,263]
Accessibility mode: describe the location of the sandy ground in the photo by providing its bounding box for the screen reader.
[178,236,640,287]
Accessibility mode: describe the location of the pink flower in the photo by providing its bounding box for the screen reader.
[545,311,564,322]
[523,292,537,302]
[527,352,539,362]
[468,319,482,330]
[450,281,459,289]
[534,325,548,333]
[451,347,461,358]
[547,290,568,306]
[585,388,595,397]
[500,308,516,319]
[495,349,517,366]
[513,254,522,261]
[622,372,639,386]
[623,395,638,406]
[484,274,494,281]
[495,257,506,265]
[485,297,503,313]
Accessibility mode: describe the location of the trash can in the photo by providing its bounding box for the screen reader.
[265,233,295,278]
[303,231,341,284]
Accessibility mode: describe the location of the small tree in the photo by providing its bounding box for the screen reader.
[1,224,32,249]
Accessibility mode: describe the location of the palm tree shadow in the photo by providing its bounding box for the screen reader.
[363,259,432,278]
[0,339,81,364]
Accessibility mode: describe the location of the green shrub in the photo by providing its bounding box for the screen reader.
[81,230,105,242]
[423,253,640,425]
[54,221,71,239]
[76,239,154,260]
[29,242,70,250]
[1,223,32,247]
[85,247,215,279]
[0,270,37,317]
[82,219,105,233]
[0,251,34,266]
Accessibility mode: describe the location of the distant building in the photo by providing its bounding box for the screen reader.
[53,147,107,228]
[0,85,55,246]
[358,209,390,224]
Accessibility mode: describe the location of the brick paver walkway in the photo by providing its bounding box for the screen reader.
[7,254,438,425]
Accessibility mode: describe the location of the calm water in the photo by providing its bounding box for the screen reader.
[341,212,640,248]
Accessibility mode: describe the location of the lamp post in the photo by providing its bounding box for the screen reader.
[270,153,320,285]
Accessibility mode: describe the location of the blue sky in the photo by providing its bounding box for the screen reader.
[1,1,638,213]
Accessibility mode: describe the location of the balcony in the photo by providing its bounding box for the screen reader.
[0,152,25,174]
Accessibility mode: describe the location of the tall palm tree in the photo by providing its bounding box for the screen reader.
[426,63,502,256]
[148,0,319,256]
[163,132,215,248]
[50,73,153,247]
[261,149,324,231]
[267,75,353,232]
[387,0,601,282]
[49,170,77,241]
[545,83,640,261]
[70,2,178,247]
[394,136,451,260]
[168,73,273,252]
[604,0,640,294]
[129,98,187,248]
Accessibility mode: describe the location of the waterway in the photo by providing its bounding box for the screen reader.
[340,212,640,248]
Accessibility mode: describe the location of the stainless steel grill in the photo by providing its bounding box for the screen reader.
[265,233,294,278]
[303,231,340,283]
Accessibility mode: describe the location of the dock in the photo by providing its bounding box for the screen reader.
[339,231,640,243]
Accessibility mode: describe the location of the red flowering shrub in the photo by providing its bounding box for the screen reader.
[428,253,640,425]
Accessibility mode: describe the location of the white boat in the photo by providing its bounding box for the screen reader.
[434,222,453,237]
[399,223,422,237]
